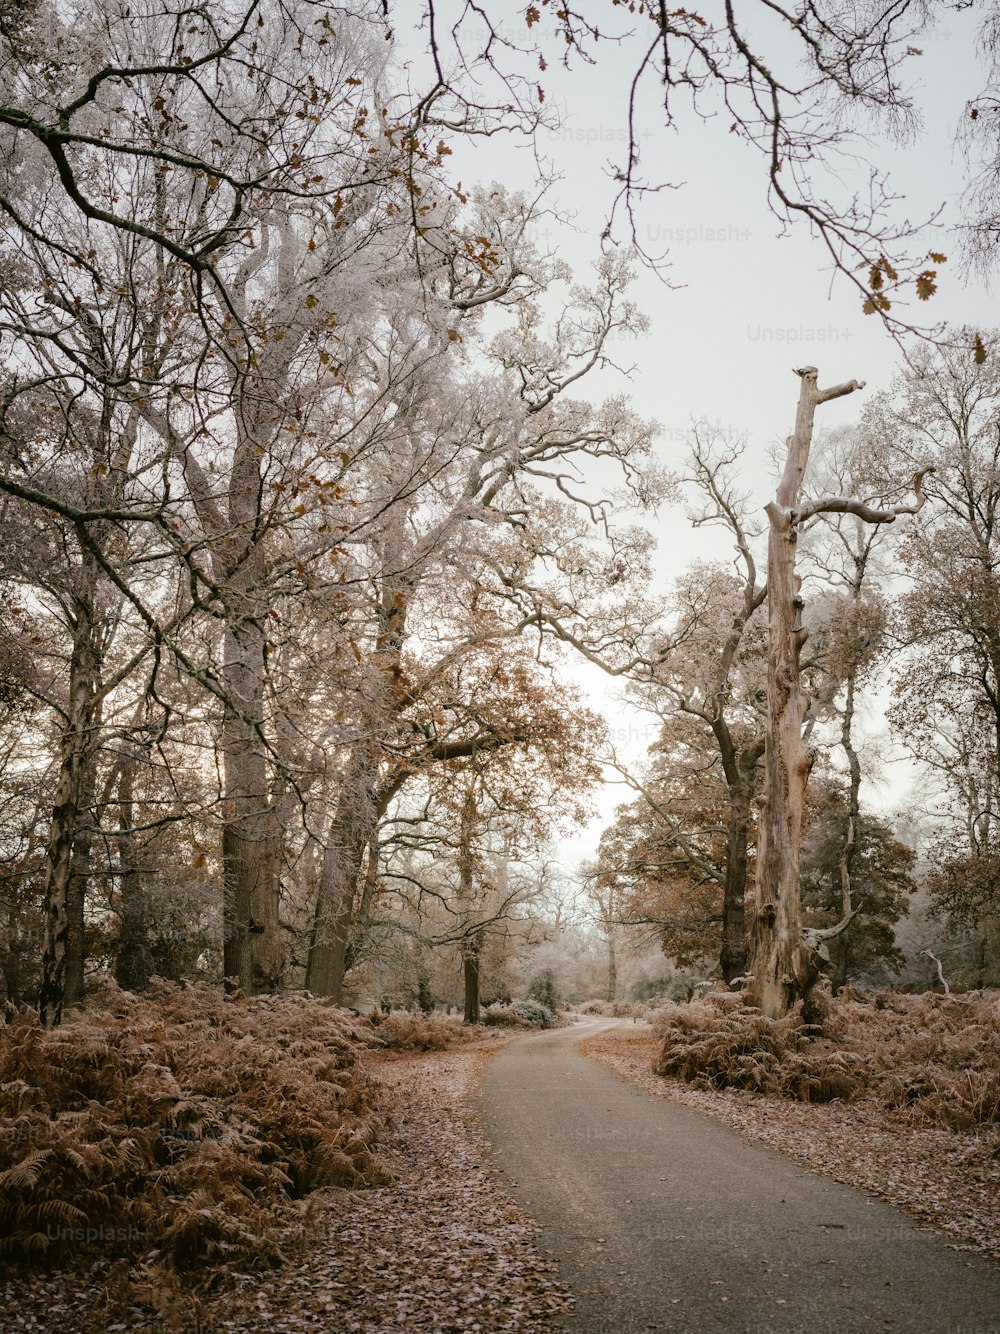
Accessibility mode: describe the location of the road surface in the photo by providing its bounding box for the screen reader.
[476,1018,1000,1333]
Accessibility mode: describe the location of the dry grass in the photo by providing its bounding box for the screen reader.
[0,978,388,1283]
[652,989,1000,1126]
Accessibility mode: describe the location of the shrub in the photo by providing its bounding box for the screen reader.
[481,1003,521,1027]
[373,1011,477,1051]
[0,979,388,1279]
[510,998,556,1028]
[652,988,1000,1124]
[481,999,555,1029]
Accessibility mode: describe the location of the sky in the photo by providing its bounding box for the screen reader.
[405,3,999,872]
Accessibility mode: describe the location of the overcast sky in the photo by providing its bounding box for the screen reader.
[410,3,999,872]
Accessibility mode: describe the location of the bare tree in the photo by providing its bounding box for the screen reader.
[750,366,930,1018]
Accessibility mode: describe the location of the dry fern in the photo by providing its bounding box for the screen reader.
[653,988,1000,1122]
[0,979,389,1284]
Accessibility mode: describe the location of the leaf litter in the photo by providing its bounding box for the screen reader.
[2,1031,572,1333]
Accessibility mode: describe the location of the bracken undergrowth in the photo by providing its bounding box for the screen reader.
[0,979,389,1283]
[654,989,1000,1127]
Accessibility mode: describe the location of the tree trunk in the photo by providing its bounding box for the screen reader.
[114,742,154,993]
[304,744,379,1001]
[750,371,823,1018]
[221,607,284,995]
[720,776,753,983]
[463,931,481,1024]
[606,930,617,1003]
[305,578,408,1001]
[832,672,862,994]
[38,592,100,1027]
[64,747,98,1009]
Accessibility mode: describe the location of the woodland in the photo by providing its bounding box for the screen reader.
[1,1,999,1330]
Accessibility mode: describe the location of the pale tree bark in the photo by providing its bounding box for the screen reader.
[305,574,409,1001]
[751,366,930,1017]
[750,368,865,1019]
[606,929,618,1004]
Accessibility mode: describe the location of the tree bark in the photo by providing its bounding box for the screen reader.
[606,929,617,1003]
[38,585,101,1027]
[750,367,864,1018]
[114,740,154,993]
[463,931,482,1024]
[305,577,408,1001]
[304,744,379,1000]
[64,739,99,1009]
[720,776,754,984]
[221,612,284,994]
[831,672,862,994]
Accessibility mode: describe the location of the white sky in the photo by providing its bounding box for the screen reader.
[411,4,998,871]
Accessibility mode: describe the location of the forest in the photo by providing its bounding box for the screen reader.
[1,2,999,1331]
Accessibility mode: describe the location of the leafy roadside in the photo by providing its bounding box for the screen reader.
[2,1015,571,1331]
[581,1022,1000,1264]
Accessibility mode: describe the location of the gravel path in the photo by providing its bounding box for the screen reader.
[477,1017,1000,1334]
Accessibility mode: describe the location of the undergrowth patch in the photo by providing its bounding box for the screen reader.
[0,979,388,1285]
[653,989,1000,1126]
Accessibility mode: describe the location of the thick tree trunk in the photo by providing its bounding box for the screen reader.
[750,505,815,1016]
[38,594,100,1027]
[114,743,154,993]
[306,578,408,1001]
[463,931,481,1024]
[304,745,379,1001]
[720,778,753,984]
[750,371,824,1018]
[221,616,283,994]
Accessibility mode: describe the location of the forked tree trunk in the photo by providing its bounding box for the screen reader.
[305,745,379,1001]
[750,367,865,1018]
[750,368,929,1017]
[306,580,408,1002]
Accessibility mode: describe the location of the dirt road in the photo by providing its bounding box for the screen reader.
[477,1018,1000,1333]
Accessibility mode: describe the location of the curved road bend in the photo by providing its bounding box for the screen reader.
[476,1018,1000,1334]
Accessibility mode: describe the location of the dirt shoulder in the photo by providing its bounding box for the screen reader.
[581,1023,1000,1264]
